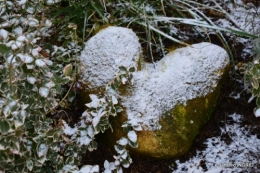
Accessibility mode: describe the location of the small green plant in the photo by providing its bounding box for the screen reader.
[243,37,260,117]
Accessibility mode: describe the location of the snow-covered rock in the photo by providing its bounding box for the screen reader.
[107,42,230,159]
[78,26,142,95]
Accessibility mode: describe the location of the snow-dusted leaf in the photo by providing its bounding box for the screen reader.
[120,150,128,160]
[63,120,78,136]
[90,165,99,173]
[44,81,55,88]
[0,29,8,40]
[114,145,124,155]
[254,107,260,117]
[132,124,142,131]
[26,159,33,171]
[92,109,107,128]
[11,41,22,50]
[0,99,6,109]
[121,77,127,84]
[122,160,130,168]
[35,59,46,67]
[12,26,23,35]
[17,0,27,5]
[104,160,110,169]
[104,170,112,173]
[32,48,39,57]
[111,95,118,105]
[77,134,91,146]
[117,167,123,173]
[127,130,137,143]
[26,63,35,69]
[25,3,35,14]
[28,18,39,27]
[14,114,25,128]
[86,94,100,108]
[78,165,91,173]
[17,53,34,63]
[46,0,54,5]
[87,126,95,137]
[39,87,49,97]
[17,35,27,42]
[45,59,53,66]
[37,143,48,157]
[117,137,128,146]
[44,19,52,27]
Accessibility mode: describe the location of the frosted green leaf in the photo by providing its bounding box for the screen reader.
[0,119,10,134]
[39,87,49,97]
[117,137,128,146]
[14,114,25,128]
[92,165,100,172]
[25,3,35,14]
[17,0,27,5]
[254,107,260,117]
[111,95,118,105]
[0,98,6,109]
[17,35,27,42]
[35,59,46,67]
[87,126,95,137]
[132,124,142,131]
[127,130,137,143]
[114,145,124,154]
[37,143,48,157]
[17,53,34,63]
[27,75,36,84]
[12,26,23,35]
[120,150,128,159]
[117,167,123,173]
[122,160,130,168]
[46,0,54,5]
[45,59,53,66]
[26,63,35,69]
[44,81,55,88]
[0,29,8,40]
[32,48,39,57]
[44,19,52,27]
[28,18,39,27]
[121,77,127,84]
[86,94,103,108]
[26,160,33,171]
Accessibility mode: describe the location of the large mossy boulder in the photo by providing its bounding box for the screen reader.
[78,26,230,159]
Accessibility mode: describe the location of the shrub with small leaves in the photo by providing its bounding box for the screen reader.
[0,1,84,172]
